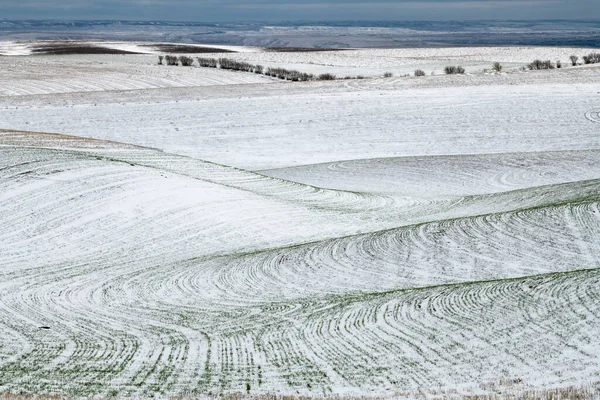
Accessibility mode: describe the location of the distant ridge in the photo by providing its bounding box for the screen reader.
[2,20,600,48]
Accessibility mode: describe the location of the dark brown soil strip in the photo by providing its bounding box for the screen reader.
[144,44,236,53]
[31,43,141,55]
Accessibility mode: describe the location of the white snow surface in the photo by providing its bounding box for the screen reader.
[0,55,275,96]
[2,76,599,170]
[1,45,600,397]
[191,46,600,77]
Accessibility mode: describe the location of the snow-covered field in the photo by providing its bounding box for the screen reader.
[0,53,275,96]
[192,46,600,77]
[1,43,600,397]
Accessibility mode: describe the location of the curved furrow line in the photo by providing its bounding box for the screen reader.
[1,137,451,249]
[2,128,600,396]
[263,150,600,198]
[88,241,596,394]
[1,145,386,269]
[142,199,600,310]
[0,260,210,395]
[7,132,599,248]
[585,108,600,123]
[90,149,416,216]
[273,269,600,391]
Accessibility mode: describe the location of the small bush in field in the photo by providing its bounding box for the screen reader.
[582,53,600,64]
[254,65,264,74]
[179,56,194,66]
[218,58,257,72]
[263,67,313,81]
[198,57,218,68]
[528,59,554,70]
[556,60,562,68]
[383,72,393,78]
[158,55,164,65]
[570,55,578,66]
[318,73,336,80]
[444,66,456,74]
[414,69,426,77]
[165,55,179,66]
[445,66,465,74]
[492,62,502,72]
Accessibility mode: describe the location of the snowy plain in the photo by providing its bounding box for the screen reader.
[0,43,600,397]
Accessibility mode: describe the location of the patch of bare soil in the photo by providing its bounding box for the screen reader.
[31,42,141,55]
[145,44,236,53]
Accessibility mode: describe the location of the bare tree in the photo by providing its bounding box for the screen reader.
[570,55,579,66]
[179,56,194,66]
[165,55,179,66]
[582,53,600,64]
[445,66,465,75]
[318,73,336,80]
[198,57,218,68]
[528,60,554,70]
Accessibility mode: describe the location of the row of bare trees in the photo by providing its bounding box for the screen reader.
[158,53,600,81]
[158,55,339,81]
[526,53,600,70]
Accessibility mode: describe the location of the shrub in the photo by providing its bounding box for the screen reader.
[318,73,336,80]
[179,56,194,66]
[528,59,554,70]
[198,57,218,68]
[165,55,179,66]
[556,60,562,69]
[414,69,426,77]
[444,66,465,74]
[444,66,456,74]
[264,67,314,81]
[383,72,393,78]
[197,58,317,82]
[492,62,502,72]
[158,55,164,65]
[582,53,600,64]
[570,55,579,66]
[218,58,230,69]
[219,58,249,71]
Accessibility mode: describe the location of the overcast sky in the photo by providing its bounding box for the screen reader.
[1,0,598,21]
